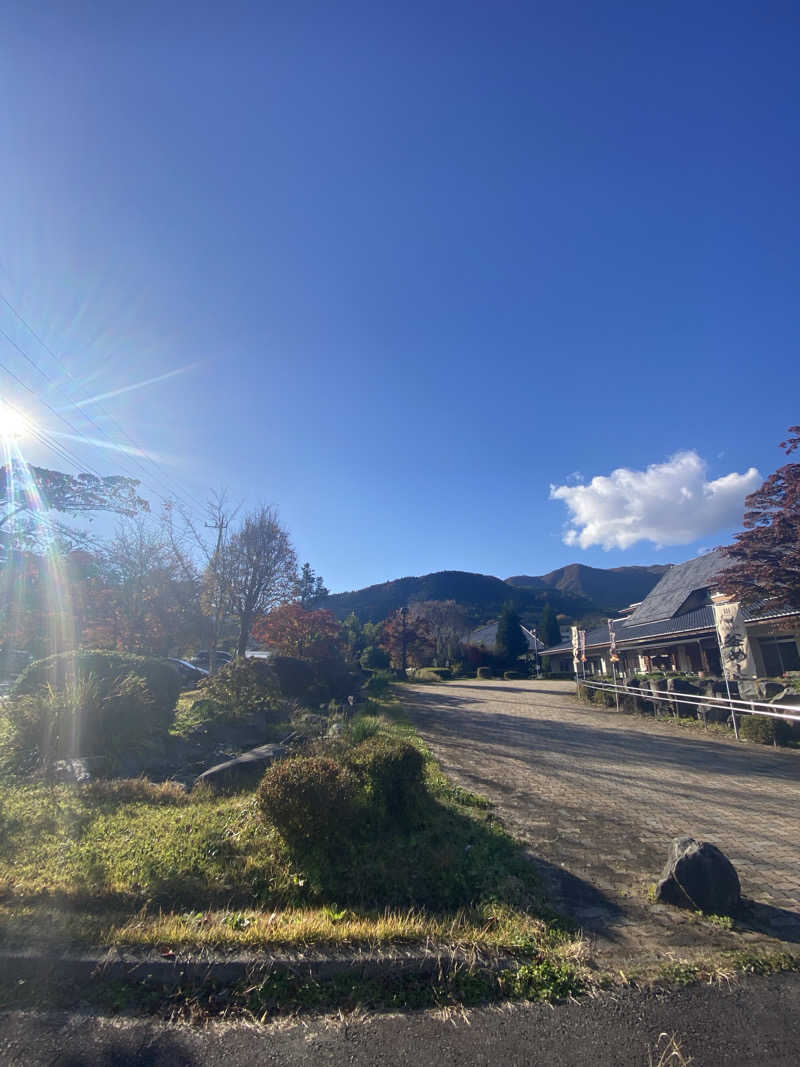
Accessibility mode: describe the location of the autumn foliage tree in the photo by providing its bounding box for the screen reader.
[380,608,435,671]
[252,603,343,660]
[1,462,148,554]
[719,426,800,609]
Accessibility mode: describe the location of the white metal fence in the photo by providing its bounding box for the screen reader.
[578,678,800,740]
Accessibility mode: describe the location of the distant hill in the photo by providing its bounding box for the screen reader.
[319,570,596,627]
[505,563,670,613]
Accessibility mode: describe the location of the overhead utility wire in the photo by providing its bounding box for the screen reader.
[0,299,200,513]
[0,361,110,480]
[0,315,199,514]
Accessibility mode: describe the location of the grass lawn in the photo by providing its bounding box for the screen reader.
[0,701,585,980]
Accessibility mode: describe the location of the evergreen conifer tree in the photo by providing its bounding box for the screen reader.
[539,602,561,647]
[495,601,527,665]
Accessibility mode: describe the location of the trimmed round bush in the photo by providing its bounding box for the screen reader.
[503,671,521,680]
[345,736,425,819]
[257,755,360,845]
[477,667,493,679]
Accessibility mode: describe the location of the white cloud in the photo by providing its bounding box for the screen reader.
[549,451,761,550]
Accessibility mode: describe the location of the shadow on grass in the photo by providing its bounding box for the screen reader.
[278,788,554,914]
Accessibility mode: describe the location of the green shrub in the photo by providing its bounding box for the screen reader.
[345,736,425,820]
[411,667,451,683]
[6,651,180,768]
[360,645,390,671]
[200,657,280,716]
[504,671,520,680]
[1,669,160,769]
[477,667,493,679]
[740,714,783,745]
[348,715,382,744]
[425,667,452,680]
[364,670,393,699]
[269,655,358,707]
[257,755,360,846]
[12,650,180,725]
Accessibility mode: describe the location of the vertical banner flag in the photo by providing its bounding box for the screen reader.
[571,625,580,675]
[711,594,756,680]
[608,619,619,663]
[579,629,587,662]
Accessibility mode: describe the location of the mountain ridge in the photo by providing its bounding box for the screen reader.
[506,563,670,612]
[321,563,670,626]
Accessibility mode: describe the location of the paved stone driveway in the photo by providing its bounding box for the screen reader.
[403,679,800,963]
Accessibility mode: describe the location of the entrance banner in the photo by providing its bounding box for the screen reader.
[608,618,619,663]
[579,629,587,662]
[711,594,757,680]
[571,626,580,675]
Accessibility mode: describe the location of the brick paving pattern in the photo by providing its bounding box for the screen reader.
[403,679,800,962]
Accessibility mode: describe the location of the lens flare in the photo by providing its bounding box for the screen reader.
[0,399,33,441]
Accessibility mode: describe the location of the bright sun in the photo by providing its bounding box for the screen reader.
[0,400,33,442]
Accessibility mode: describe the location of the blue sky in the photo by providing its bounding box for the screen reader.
[1,2,798,592]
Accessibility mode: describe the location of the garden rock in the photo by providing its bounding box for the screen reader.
[655,836,741,914]
[50,757,105,783]
[194,743,287,792]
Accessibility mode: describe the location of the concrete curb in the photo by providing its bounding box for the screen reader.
[0,946,520,991]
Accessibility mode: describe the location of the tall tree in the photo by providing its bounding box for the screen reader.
[294,562,329,606]
[252,603,342,659]
[495,601,527,665]
[162,491,243,671]
[539,602,561,647]
[222,507,297,657]
[407,600,469,665]
[380,608,435,671]
[719,426,800,609]
[85,517,204,656]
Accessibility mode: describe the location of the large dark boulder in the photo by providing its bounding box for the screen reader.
[194,743,286,793]
[655,836,741,914]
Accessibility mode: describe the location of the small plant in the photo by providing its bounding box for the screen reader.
[364,670,393,699]
[477,667,492,679]
[648,1032,693,1067]
[348,714,382,744]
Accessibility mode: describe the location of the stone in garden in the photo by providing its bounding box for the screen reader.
[655,836,741,914]
[194,743,286,792]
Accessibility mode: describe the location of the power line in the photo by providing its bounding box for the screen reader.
[0,296,201,512]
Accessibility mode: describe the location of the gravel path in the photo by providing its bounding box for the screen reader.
[402,679,800,964]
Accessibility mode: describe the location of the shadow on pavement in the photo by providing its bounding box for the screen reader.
[737,899,800,943]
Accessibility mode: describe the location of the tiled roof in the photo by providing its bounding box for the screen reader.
[545,601,800,655]
[624,550,731,626]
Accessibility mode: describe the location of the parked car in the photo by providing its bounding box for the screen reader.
[191,650,233,671]
[164,659,209,686]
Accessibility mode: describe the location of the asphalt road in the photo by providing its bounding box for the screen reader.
[2,971,799,1065]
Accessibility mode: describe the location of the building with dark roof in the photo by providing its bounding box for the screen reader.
[544,550,800,680]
